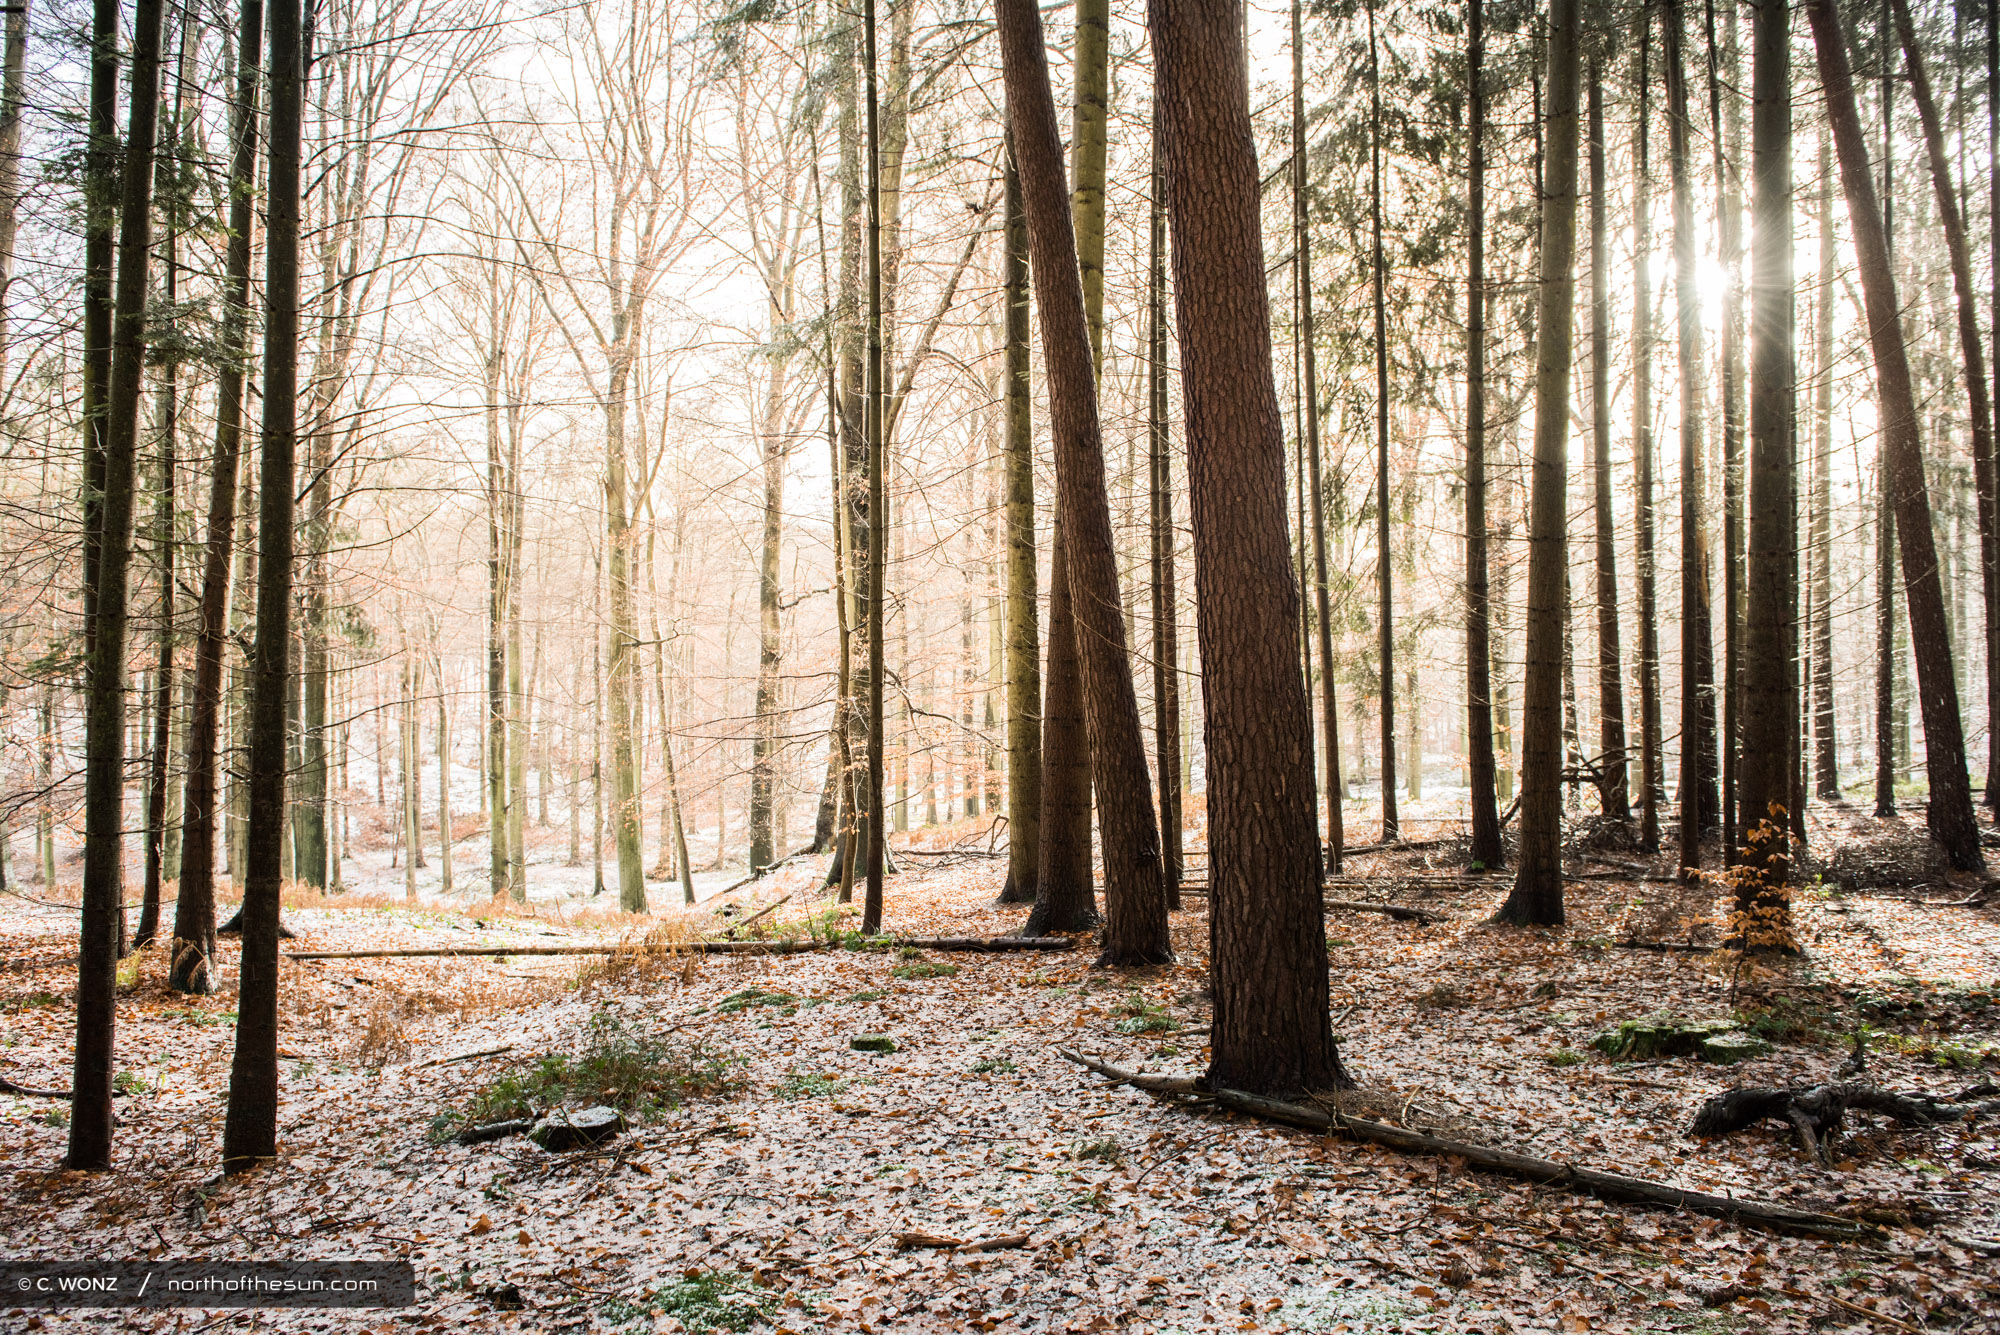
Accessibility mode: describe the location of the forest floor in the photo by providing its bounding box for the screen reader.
[2,806,1998,1333]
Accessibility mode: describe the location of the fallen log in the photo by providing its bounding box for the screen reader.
[1174,887,1442,922]
[286,935,1077,962]
[1062,1052,1871,1240]
[455,1117,536,1146]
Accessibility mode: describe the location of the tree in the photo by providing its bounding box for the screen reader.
[1663,0,1718,875]
[1294,0,1342,870]
[1587,54,1629,826]
[223,0,303,1171]
[174,0,264,995]
[1892,0,1998,829]
[1151,0,1341,1094]
[68,0,168,1171]
[1810,128,1841,802]
[994,0,1170,966]
[1495,0,1580,928]
[1805,0,1983,874]
[1368,0,1397,841]
[999,134,1042,906]
[1152,104,1185,899]
[1706,0,1746,853]
[1632,5,1662,852]
[1466,0,1504,865]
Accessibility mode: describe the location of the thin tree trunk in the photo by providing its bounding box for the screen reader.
[1588,58,1630,825]
[1633,7,1662,852]
[1496,0,1580,927]
[999,134,1041,906]
[1369,0,1396,841]
[69,0,169,1170]
[1150,106,1186,903]
[1295,0,1343,871]
[437,658,453,893]
[1812,128,1841,801]
[1664,0,1718,873]
[0,0,28,365]
[221,0,301,1170]
[1807,0,1983,873]
[1893,0,1998,825]
[1708,0,1747,856]
[862,0,887,935]
[1467,0,1503,863]
[996,0,1169,965]
[78,0,116,659]
[1153,0,1342,1095]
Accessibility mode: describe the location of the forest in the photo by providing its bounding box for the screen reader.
[0,0,1998,1326]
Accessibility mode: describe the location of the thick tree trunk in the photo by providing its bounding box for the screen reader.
[862,0,886,935]
[1807,0,1983,873]
[69,0,168,1170]
[1664,0,1718,874]
[1632,9,1662,853]
[1588,59,1629,826]
[1894,0,1998,825]
[1496,0,1579,927]
[221,0,301,1171]
[997,0,1169,966]
[78,0,115,659]
[1466,0,1503,863]
[999,137,1042,905]
[1022,516,1098,935]
[1152,0,1339,1094]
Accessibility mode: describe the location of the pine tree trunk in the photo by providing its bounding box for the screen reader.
[996,0,1169,966]
[1664,0,1719,873]
[78,0,115,660]
[862,0,887,934]
[1151,105,1186,903]
[1295,0,1343,871]
[1632,8,1662,852]
[1022,515,1098,935]
[1807,0,1983,873]
[1152,0,1342,1095]
[1707,0,1747,857]
[1893,0,1998,826]
[1368,0,1397,842]
[221,0,300,1170]
[69,0,168,1170]
[1467,0,1503,863]
[1497,0,1580,927]
[1812,128,1842,801]
[137,155,181,949]
[1588,58,1630,825]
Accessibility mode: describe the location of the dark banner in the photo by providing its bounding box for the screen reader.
[0,1261,417,1308]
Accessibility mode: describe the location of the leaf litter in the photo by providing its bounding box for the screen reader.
[1,810,1997,1332]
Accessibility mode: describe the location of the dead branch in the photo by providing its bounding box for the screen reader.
[1063,1053,1871,1240]
[1691,1081,1998,1160]
[0,1074,69,1098]
[285,935,1078,961]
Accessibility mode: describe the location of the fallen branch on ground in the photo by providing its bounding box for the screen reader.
[285,935,1077,962]
[720,894,790,938]
[894,1231,1031,1253]
[0,1074,68,1098]
[1691,1081,2000,1161]
[1062,1052,1871,1240]
[410,1044,515,1070]
[1174,887,1442,922]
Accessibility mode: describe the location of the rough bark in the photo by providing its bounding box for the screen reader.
[997,0,1169,966]
[1496,0,1579,927]
[1022,515,1098,936]
[1811,128,1841,801]
[1632,8,1662,853]
[1151,107,1186,902]
[1368,0,1396,841]
[1466,0,1503,863]
[998,135,1041,909]
[1807,0,1983,873]
[1708,0,1747,856]
[1152,0,1337,1093]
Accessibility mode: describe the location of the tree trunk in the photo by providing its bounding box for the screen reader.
[1369,0,1397,842]
[1496,0,1580,927]
[221,0,301,1170]
[0,0,27,366]
[1588,57,1630,826]
[862,0,887,935]
[1151,104,1186,903]
[996,0,1169,966]
[437,658,453,893]
[1295,0,1342,872]
[1022,515,1098,935]
[1707,0,1747,857]
[1811,127,1841,801]
[1632,7,1662,852]
[999,135,1042,905]
[1893,0,1998,825]
[69,0,168,1170]
[1152,0,1340,1094]
[1664,0,1719,873]
[485,302,510,901]
[1466,0,1503,863]
[1807,0,1983,873]
[78,0,116,659]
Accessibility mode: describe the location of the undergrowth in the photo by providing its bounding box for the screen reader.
[442,1011,741,1134]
